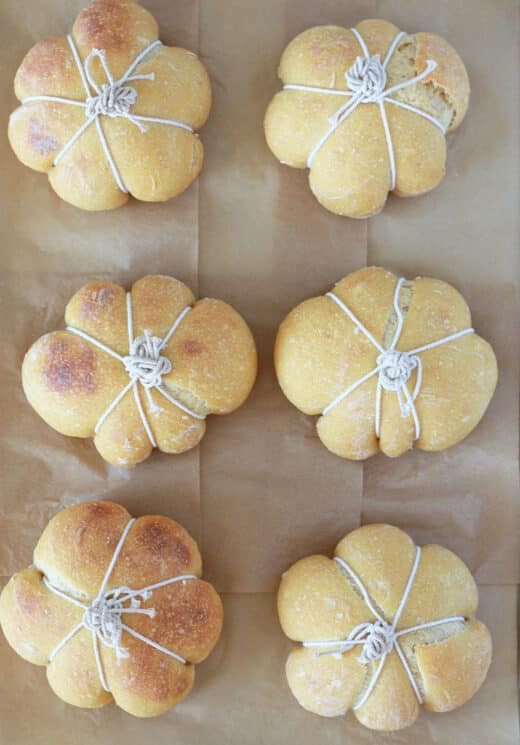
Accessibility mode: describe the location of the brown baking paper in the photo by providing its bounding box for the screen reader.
[0,0,518,743]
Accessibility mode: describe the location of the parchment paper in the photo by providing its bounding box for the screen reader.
[0,0,518,743]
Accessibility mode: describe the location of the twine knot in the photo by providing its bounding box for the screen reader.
[345,54,387,102]
[377,349,418,392]
[124,330,172,389]
[349,620,396,663]
[86,83,138,119]
[82,586,154,662]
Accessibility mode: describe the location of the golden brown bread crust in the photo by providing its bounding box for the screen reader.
[264,19,470,217]
[0,501,224,717]
[8,0,211,210]
[275,267,497,460]
[22,275,257,466]
[278,524,492,732]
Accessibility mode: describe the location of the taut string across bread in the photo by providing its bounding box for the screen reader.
[284,27,446,188]
[44,517,198,693]
[22,34,194,194]
[323,278,475,440]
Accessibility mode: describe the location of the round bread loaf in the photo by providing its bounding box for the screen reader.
[22,275,257,466]
[275,267,497,459]
[264,19,470,218]
[8,0,211,210]
[0,501,223,717]
[278,523,492,731]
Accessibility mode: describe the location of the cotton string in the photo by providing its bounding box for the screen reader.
[302,546,465,710]
[22,34,194,193]
[44,518,198,692]
[322,278,474,440]
[283,28,446,190]
[67,293,205,450]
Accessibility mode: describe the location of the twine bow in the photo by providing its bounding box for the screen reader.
[124,330,173,389]
[81,586,155,663]
[377,349,419,392]
[348,620,396,663]
[83,47,152,133]
[345,54,387,102]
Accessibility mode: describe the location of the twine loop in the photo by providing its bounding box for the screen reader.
[82,586,154,662]
[377,349,418,392]
[83,47,153,133]
[123,330,173,389]
[86,82,138,119]
[349,620,396,663]
[345,54,387,102]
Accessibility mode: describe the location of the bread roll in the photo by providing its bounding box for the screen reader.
[22,275,257,466]
[0,501,223,717]
[264,19,470,218]
[278,524,492,731]
[8,0,211,210]
[275,267,497,459]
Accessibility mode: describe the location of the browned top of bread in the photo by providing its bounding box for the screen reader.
[8,0,212,210]
[264,19,470,217]
[278,524,492,731]
[0,501,223,717]
[275,267,497,460]
[22,275,257,466]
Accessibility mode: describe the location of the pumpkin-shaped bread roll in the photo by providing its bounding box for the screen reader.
[278,524,492,732]
[8,0,211,210]
[22,275,257,466]
[275,267,497,460]
[0,501,223,717]
[264,19,470,218]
